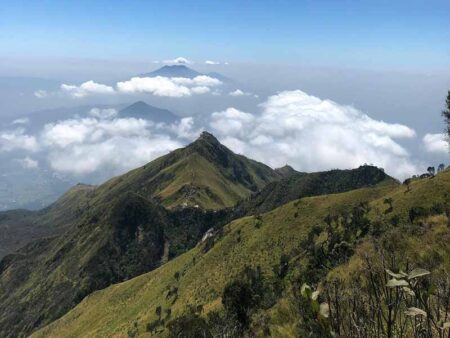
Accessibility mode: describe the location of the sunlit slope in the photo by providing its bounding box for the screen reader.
[33,182,398,337]
[91,131,281,210]
[33,170,450,338]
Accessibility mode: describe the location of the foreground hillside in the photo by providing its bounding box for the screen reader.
[32,170,450,338]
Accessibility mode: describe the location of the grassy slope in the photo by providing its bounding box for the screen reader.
[92,132,280,210]
[33,170,450,338]
[32,181,397,338]
[0,133,279,338]
[232,165,394,217]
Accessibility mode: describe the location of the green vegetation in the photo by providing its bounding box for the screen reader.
[232,164,394,217]
[0,132,279,337]
[1,132,449,338]
[91,131,281,210]
[29,168,450,338]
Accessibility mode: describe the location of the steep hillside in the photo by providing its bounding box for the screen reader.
[31,170,450,338]
[233,165,395,217]
[0,133,277,337]
[0,184,94,258]
[93,131,281,210]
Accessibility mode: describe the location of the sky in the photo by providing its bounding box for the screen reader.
[1,0,449,70]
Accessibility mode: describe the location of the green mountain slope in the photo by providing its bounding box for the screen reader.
[31,170,450,338]
[92,131,281,210]
[0,133,277,337]
[0,183,94,258]
[232,165,395,217]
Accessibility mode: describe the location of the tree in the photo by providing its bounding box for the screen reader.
[438,163,445,173]
[403,178,411,192]
[427,166,435,176]
[222,280,255,329]
[442,90,450,150]
[155,305,162,319]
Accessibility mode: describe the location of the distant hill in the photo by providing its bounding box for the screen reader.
[141,65,202,78]
[233,165,395,217]
[119,101,179,123]
[205,71,234,84]
[274,164,300,178]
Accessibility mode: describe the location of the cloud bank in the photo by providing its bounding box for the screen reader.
[117,75,222,97]
[58,75,223,99]
[61,81,115,98]
[40,115,186,175]
[163,57,192,65]
[0,128,38,152]
[2,89,425,180]
[423,133,448,153]
[208,90,418,179]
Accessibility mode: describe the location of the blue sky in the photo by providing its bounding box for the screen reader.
[1,0,449,70]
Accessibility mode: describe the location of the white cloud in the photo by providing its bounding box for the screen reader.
[210,108,255,137]
[39,116,188,175]
[191,86,210,94]
[117,76,191,97]
[0,128,38,152]
[48,136,181,175]
[1,88,421,180]
[34,90,48,98]
[207,90,418,179]
[41,117,150,148]
[229,89,252,97]
[169,117,202,140]
[61,80,115,98]
[171,75,222,87]
[423,133,448,153]
[117,75,221,97]
[89,108,118,119]
[12,118,29,125]
[205,60,220,65]
[17,156,39,169]
[163,57,192,65]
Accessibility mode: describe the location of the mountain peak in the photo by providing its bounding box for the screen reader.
[196,131,220,145]
[144,65,201,79]
[275,165,299,178]
[119,101,178,123]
